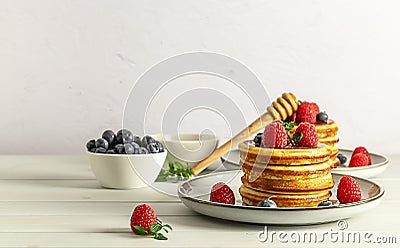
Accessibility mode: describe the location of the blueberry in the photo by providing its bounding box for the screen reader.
[337,153,347,164]
[94,147,107,153]
[86,139,96,151]
[89,147,96,153]
[123,143,135,154]
[131,142,140,154]
[115,144,125,154]
[116,129,134,144]
[141,135,156,148]
[253,133,262,147]
[316,112,328,123]
[95,138,109,150]
[147,142,160,153]
[155,141,164,152]
[133,136,142,146]
[257,199,277,208]
[318,200,333,207]
[139,147,149,154]
[106,149,116,154]
[102,130,116,147]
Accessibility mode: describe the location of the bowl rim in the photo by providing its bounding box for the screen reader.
[153,133,219,144]
[86,150,167,157]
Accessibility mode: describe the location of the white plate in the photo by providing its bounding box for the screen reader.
[178,171,384,225]
[221,148,389,178]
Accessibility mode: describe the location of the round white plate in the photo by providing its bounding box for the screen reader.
[178,171,384,225]
[221,148,389,178]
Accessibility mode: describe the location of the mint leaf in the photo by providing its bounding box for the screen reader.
[175,162,184,171]
[133,226,148,235]
[163,224,173,231]
[154,232,168,240]
[150,223,162,234]
[292,132,303,143]
[281,121,295,132]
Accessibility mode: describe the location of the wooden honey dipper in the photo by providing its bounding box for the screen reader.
[190,92,299,175]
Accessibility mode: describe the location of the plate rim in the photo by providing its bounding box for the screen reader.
[178,170,385,212]
[221,148,389,171]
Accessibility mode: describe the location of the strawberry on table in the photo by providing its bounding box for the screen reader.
[210,182,235,204]
[337,176,362,204]
[130,204,172,240]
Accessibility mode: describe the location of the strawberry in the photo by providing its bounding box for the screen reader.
[130,204,157,234]
[337,176,362,204]
[352,146,371,165]
[262,120,288,148]
[349,153,369,167]
[296,102,319,124]
[130,204,172,240]
[293,122,319,147]
[210,182,235,204]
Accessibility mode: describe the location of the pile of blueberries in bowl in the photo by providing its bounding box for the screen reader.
[86,129,164,154]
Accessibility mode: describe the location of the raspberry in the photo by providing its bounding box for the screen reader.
[262,120,288,148]
[130,204,157,234]
[349,153,369,167]
[296,102,319,124]
[337,176,362,204]
[294,122,319,147]
[352,146,371,165]
[210,182,235,204]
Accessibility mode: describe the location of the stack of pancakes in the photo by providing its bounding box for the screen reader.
[315,120,340,168]
[238,141,334,207]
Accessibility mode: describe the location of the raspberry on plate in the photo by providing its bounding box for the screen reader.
[296,102,319,124]
[130,204,157,234]
[294,122,319,147]
[352,146,371,165]
[349,153,369,167]
[337,176,362,204]
[210,182,235,204]
[262,120,288,148]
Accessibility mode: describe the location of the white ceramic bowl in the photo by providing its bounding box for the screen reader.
[154,133,219,168]
[87,151,167,189]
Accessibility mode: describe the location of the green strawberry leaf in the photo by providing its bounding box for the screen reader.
[150,223,162,234]
[154,232,168,240]
[292,132,303,143]
[133,226,149,235]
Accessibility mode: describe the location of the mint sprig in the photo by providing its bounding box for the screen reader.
[134,217,173,240]
[292,132,303,143]
[168,161,193,178]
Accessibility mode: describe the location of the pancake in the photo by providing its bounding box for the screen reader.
[238,141,332,165]
[238,141,335,207]
[315,120,339,137]
[240,185,332,207]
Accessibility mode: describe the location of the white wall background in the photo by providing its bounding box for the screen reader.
[1,0,399,154]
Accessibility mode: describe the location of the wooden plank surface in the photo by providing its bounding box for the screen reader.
[0,155,398,247]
